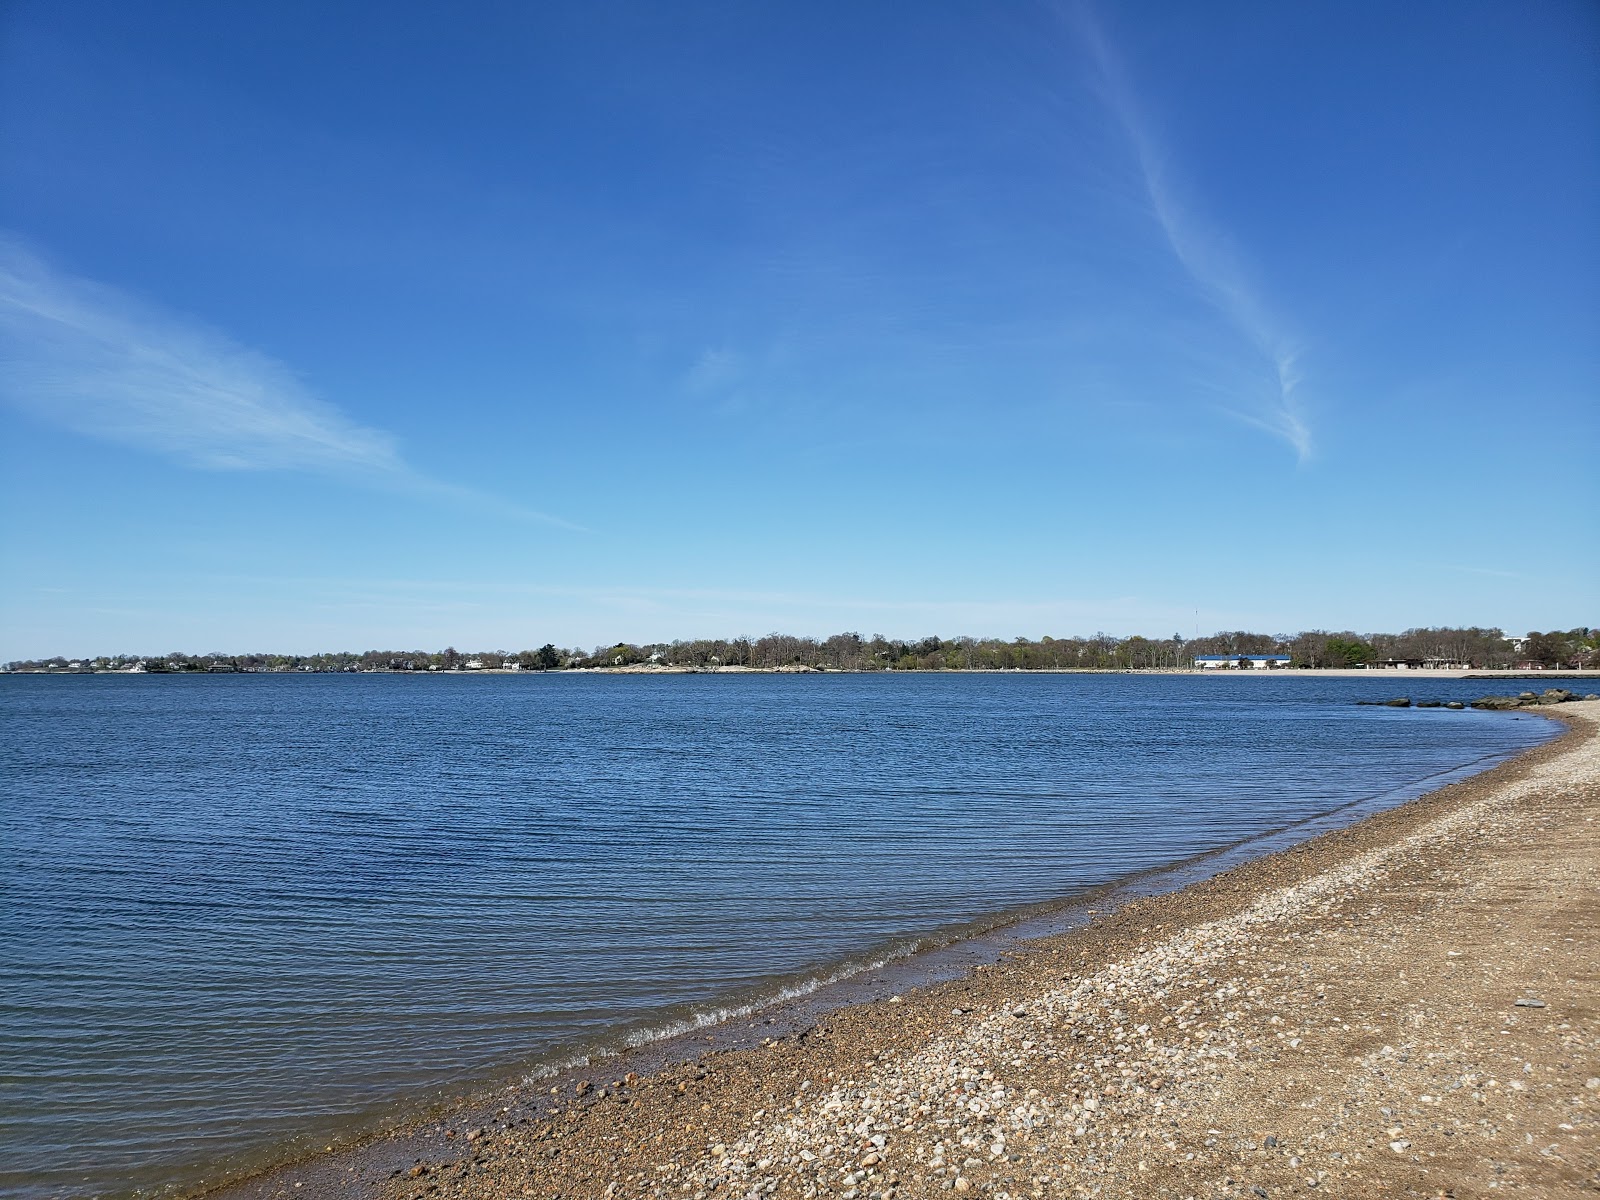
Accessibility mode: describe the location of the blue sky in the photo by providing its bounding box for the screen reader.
[2,1,1596,657]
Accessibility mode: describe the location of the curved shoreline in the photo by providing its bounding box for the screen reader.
[194,706,1597,1200]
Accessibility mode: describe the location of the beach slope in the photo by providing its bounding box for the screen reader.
[257,704,1599,1200]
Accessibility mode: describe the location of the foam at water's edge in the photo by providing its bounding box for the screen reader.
[498,963,895,1083]
[615,953,912,1051]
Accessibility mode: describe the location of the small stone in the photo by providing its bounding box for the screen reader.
[953,1179,970,1193]
[1389,1140,1411,1153]
[1513,998,1546,1008]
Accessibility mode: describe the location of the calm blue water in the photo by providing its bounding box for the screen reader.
[0,673,1563,1199]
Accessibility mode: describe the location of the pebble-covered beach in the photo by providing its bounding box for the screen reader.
[223,703,1599,1200]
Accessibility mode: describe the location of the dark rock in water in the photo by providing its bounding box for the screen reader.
[1383,697,1411,708]
[1535,688,1575,704]
[1445,701,1465,710]
[1472,695,1522,710]
[1517,691,1538,700]
[1355,699,1382,706]
[1416,699,1441,708]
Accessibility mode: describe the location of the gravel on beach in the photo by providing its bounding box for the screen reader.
[242,704,1600,1200]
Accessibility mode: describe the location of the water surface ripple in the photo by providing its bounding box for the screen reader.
[0,673,1558,1198]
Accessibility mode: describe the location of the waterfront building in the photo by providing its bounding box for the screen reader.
[1193,654,1293,670]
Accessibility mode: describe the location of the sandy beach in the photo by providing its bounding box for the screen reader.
[217,702,1599,1200]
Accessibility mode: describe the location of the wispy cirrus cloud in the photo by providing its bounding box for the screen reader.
[0,237,580,526]
[682,346,743,395]
[1072,5,1312,461]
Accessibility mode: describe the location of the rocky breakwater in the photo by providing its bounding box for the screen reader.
[1471,688,1598,711]
[1354,687,1597,711]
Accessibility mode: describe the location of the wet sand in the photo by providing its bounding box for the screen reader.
[211,703,1598,1200]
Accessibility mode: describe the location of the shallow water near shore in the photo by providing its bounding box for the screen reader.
[0,673,1567,1199]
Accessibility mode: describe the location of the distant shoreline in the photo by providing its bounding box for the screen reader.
[10,626,1592,677]
[7,665,1599,680]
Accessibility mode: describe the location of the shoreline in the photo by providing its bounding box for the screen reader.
[546,668,1598,680]
[199,704,1598,1200]
[18,667,1599,680]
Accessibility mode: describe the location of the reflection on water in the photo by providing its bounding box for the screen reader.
[0,672,1557,1198]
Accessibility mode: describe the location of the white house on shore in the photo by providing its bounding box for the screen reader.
[1194,654,1293,670]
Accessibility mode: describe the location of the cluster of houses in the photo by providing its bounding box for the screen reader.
[1364,657,1472,670]
[1192,655,1472,670]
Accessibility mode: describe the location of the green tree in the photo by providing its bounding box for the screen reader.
[1323,637,1373,668]
[1522,631,1569,668]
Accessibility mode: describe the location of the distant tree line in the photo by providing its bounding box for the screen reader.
[7,626,1597,674]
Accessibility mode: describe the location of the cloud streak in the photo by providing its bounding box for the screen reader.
[0,238,580,526]
[1072,6,1312,461]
